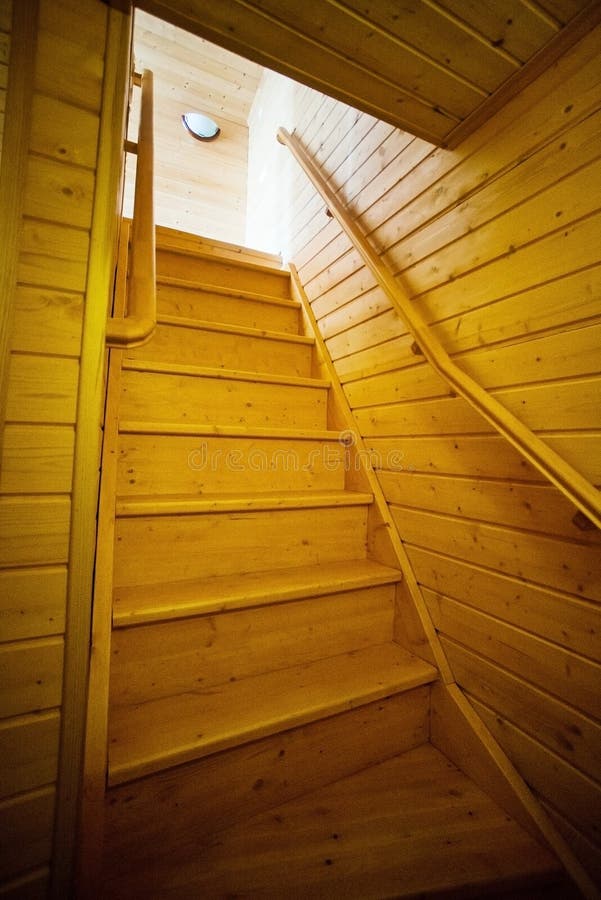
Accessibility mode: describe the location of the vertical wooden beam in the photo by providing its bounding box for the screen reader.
[0,0,38,447]
[50,6,132,898]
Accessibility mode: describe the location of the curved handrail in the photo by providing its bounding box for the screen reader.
[106,69,156,347]
[278,126,601,530]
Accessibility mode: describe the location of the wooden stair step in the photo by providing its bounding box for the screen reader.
[113,559,403,626]
[125,316,314,377]
[116,429,348,495]
[155,225,287,273]
[128,744,562,899]
[121,358,328,388]
[156,280,300,333]
[155,314,312,345]
[156,247,291,299]
[108,642,437,785]
[157,275,300,308]
[118,421,344,441]
[120,363,329,430]
[114,504,369,586]
[115,490,373,517]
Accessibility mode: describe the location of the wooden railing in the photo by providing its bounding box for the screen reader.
[106,69,156,347]
[278,126,601,531]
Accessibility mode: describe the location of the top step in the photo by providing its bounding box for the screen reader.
[155,229,291,300]
[155,226,285,271]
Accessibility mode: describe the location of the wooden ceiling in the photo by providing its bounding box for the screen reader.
[137,0,601,147]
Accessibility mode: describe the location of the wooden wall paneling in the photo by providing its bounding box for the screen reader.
[380,471,601,544]
[435,0,560,63]
[35,0,105,112]
[431,265,601,361]
[4,355,79,424]
[0,567,67,642]
[430,682,597,898]
[125,8,262,243]
[366,21,601,258]
[140,0,595,147]
[443,641,601,783]
[543,801,601,886]
[385,106,601,281]
[0,638,63,719]
[428,597,601,716]
[0,0,36,440]
[0,0,11,165]
[366,432,601,485]
[0,497,70,567]
[318,285,392,342]
[1,426,74,495]
[0,787,55,884]
[256,13,601,887]
[471,696,601,850]
[397,507,600,599]
[0,711,60,799]
[394,154,601,302]
[407,546,601,661]
[17,221,90,294]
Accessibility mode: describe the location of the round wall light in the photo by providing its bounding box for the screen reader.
[182,112,221,142]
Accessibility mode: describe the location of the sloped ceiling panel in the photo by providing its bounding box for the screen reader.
[138,0,601,146]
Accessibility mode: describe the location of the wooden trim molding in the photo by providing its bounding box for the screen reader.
[278,127,601,532]
[51,7,133,899]
[0,0,39,449]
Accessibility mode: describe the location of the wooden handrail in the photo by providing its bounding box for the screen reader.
[278,126,601,531]
[106,69,156,347]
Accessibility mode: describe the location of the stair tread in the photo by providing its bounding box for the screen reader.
[155,226,289,276]
[150,744,561,899]
[108,643,437,785]
[116,489,373,517]
[118,420,346,440]
[113,559,403,626]
[154,314,313,345]
[157,274,300,309]
[122,358,329,388]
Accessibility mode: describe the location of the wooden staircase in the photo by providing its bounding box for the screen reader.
[99,227,567,898]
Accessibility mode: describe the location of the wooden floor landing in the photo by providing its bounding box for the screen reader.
[102,744,563,899]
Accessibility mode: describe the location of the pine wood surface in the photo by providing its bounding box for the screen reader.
[110,584,396,705]
[254,18,601,881]
[108,643,436,785]
[125,317,314,376]
[103,744,561,900]
[104,690,430,886]
[120,364,329,429]
[156,282,299,333]
[112,559,402,626]
[0,711,60,800]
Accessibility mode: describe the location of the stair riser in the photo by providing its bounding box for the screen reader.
[114,506,369,587]
[120,369,328,429]
[104,689,431,883]
[156,250,290,298]
[126,322,313,377]
[110,585,395,706]
[117,433,346,495]
[157,284,300,334]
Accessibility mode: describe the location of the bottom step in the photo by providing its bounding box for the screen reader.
[103,743,563,899]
